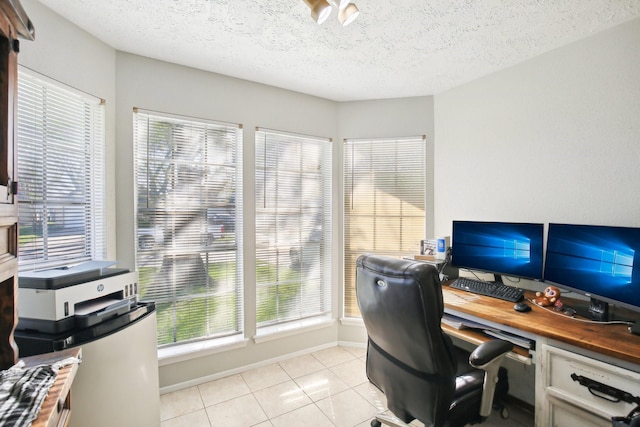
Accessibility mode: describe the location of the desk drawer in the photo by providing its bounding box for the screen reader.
[547,399,609,427]
[542,344,640,421]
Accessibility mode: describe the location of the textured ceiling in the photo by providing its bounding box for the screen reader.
[35,0,640,101]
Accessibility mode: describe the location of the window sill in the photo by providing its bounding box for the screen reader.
[158,334,249,366]
[253,316,335,344]
[339,316,364,327]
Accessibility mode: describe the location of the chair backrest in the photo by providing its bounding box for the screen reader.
[356,254,457,425]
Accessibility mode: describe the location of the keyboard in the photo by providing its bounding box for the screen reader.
[449,277,524,302]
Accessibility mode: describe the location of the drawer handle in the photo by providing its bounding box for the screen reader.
[571,373,640,405]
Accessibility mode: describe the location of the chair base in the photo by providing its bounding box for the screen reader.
[371,412,410,427]
[371,402,510,427]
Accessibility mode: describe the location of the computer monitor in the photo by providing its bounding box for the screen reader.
[451,221,544,282]
[544,223,640,321]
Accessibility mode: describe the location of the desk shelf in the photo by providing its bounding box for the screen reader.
[22,347,81,427]
[442,323,532,364]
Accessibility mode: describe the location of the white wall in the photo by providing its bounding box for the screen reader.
[434,18,640,242]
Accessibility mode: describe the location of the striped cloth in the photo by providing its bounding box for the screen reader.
[0,357,80,426]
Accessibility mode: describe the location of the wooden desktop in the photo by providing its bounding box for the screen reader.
[442,283,640,366]
[441,282,640,426]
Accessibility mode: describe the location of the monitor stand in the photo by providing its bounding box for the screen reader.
[566,297,639,324]
[493,274,503,284]
[587,297,610,322]
[564,297,610,322]
[571,297,632,322]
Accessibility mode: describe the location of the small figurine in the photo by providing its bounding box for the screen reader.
[533,285,561,307]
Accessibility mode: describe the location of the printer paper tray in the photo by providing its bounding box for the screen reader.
[17,298,134,334]
[74,298,132,329]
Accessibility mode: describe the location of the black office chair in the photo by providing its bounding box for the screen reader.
[356,254,512,427]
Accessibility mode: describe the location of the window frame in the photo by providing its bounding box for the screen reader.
[343,135,429,318]
[254,127,333,334]
[16,67,106,271]
[133,109,244,348]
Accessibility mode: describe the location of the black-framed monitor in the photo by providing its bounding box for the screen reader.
[544,223,640,321]
[451,221,544,282]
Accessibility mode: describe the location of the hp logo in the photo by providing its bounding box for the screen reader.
[97,284,105,292]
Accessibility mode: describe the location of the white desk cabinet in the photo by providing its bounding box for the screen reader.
[538,343,640,426]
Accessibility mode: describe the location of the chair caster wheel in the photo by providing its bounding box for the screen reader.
[500,407,510,419]
[371,419,382,427]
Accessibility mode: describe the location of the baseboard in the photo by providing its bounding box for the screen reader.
[504,394,535,416]
[159,341,339,395]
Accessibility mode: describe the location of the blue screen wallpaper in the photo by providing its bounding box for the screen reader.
[451,221,544,280]
[544,223,640,309]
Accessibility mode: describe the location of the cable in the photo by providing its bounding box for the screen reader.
[523,296,633,326]
[437,247,452,275]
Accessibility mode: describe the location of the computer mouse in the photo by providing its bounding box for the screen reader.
[514,302,531,312]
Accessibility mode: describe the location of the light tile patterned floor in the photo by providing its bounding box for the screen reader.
[160,345,534,427]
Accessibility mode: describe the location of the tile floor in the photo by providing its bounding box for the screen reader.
[160,345,534,427]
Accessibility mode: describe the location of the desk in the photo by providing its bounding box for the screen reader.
[442,283,640,426]
[23,348,81,427]
[442,285,640,365]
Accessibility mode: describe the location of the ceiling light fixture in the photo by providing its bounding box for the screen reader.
[303,0,332,25]
[338,3,359,26]
[328,0,350,8]
[304,0,360,27]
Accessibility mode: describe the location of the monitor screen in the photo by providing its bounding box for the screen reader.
[451,221,544,281]
[544,223,640,313]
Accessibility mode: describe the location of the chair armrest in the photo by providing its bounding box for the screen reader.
[469,339,513,368]
[468,339,513,418]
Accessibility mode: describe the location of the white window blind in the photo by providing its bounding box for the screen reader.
[17,69,106,271]
[255,128,332,329]
[134,110,243,347]
[343,136,427,317]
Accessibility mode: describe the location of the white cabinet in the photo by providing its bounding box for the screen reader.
[538,343,640,426]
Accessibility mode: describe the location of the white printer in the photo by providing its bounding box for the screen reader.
[17,261,139,334]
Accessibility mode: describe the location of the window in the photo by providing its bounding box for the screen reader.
[601,250,633,278]
[134,110,243,347]
[505,239,530,260]
[255,128,332,330]
[17,69,106,270]
[343,136,427,317]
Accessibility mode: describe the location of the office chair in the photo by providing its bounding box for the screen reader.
[356,254,512,427]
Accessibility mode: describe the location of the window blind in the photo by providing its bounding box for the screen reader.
[343,136,427,318]
[16,69,106,271]
[134,110,243,347]
[255,128,332,329]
